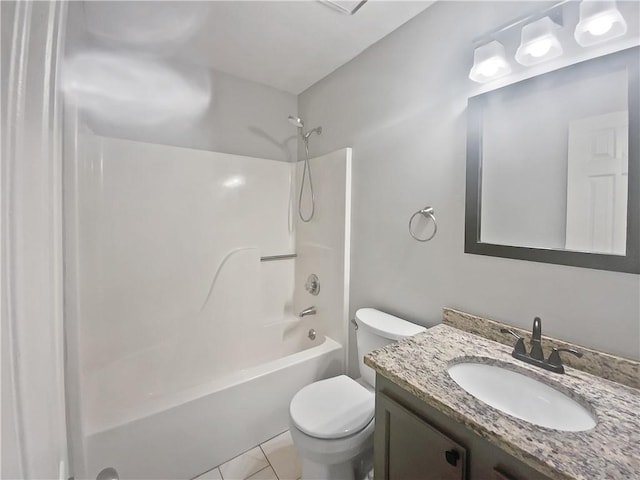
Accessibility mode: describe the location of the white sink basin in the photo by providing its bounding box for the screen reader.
[447,361,597,432]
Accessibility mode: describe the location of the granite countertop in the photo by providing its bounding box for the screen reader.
[364,323,640,480]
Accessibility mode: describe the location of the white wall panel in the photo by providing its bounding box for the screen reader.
[293,148,352,358]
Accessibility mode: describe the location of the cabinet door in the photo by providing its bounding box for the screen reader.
[376,393,468,480]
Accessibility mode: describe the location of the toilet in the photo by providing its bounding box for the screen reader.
[289,308,426,480]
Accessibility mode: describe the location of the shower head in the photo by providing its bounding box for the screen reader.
[289,115,322,141]
[288,115,304,128]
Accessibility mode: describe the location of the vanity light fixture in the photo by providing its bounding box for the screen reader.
[320,0,367,15]
[574,0,627,46]
[469,40,512,83]
[515,16,564,66]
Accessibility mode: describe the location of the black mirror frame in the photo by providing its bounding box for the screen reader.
[465,46,639,274]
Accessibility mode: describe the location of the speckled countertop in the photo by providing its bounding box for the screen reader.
[365,324,640,480]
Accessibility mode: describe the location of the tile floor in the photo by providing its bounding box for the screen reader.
[193,430,302,480]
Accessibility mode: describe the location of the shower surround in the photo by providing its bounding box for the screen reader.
[63,134,351,479]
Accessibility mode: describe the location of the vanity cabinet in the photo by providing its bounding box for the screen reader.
[373,375,551,480]
[376,391,468,479]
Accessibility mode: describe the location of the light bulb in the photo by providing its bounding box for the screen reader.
[586,16,614,36]
[527,39,552,58]
[574,1,627,46]
[515,16,563,66]
[469,41,511,83]
[479,58,500,77]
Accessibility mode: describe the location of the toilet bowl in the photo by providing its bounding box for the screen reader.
[289,375,375,480]
[289,308,426,480]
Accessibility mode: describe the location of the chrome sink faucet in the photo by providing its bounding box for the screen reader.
[501,317,583,374]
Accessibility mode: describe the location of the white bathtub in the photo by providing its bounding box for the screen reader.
[81,335,343,480]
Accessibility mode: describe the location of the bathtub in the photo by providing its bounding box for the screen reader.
[81,335,343,480]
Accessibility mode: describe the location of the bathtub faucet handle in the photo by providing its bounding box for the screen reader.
[299,306,316,318]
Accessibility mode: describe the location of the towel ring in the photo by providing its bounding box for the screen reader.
[409,206,437,242]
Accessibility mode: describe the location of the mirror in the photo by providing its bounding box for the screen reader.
[466,47,639,273]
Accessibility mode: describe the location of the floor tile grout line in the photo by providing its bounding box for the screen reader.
[259,443,280,480]
[192,466,222,480]
[197,430,292,480]
[261,429,290,447]
[218,444,270,480]
[248,464,276,480]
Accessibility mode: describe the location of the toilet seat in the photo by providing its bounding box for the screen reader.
[289,375,374,440]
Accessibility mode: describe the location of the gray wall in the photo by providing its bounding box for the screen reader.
[64,2,298,162]
[74,67,299,162]
[298,0,640,367]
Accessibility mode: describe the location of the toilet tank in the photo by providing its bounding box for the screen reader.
[355,308,426,388]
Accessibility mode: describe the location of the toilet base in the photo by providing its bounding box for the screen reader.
[300,446,373,480]
[290,418,375,480]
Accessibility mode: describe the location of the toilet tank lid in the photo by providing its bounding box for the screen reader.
[355,308,426,341]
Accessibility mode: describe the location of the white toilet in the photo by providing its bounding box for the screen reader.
[289,308,426,480]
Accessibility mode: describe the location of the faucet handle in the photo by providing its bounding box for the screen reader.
[500,328,521,340]
[547,347,583,369]
[500,328,526,355]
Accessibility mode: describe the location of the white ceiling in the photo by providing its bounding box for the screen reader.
[79,1,435,95]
